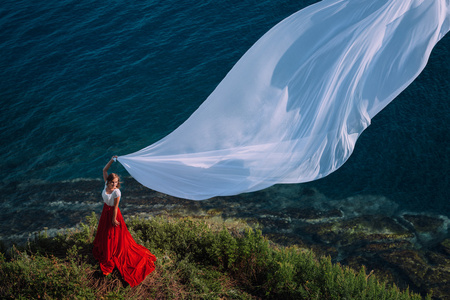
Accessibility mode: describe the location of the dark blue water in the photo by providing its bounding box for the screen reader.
[1,0,449,241]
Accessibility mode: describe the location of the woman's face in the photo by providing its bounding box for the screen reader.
[108,179,119,189]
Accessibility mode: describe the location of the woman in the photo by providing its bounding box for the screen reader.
[93,156,156,287]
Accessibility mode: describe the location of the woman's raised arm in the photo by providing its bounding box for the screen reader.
[103,155,118,181]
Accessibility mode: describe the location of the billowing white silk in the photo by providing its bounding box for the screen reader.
[118,0,449,200]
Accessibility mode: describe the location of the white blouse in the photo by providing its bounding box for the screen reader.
[102,183,121,206]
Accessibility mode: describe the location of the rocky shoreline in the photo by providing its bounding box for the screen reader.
[3,178,450,298]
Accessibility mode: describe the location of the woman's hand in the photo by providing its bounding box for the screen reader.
[111,155,118,162]
[112,219,120,227]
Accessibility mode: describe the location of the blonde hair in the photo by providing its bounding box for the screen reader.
[106,173,121,188]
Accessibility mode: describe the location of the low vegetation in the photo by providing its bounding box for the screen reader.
[0,213,429,299]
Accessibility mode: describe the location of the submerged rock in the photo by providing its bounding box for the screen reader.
[302,215,413,246]
[329,195,399,217]
[403,214,444,233]
[441,239,450,256]
[379,249,450,299]
[380,250,428,287]
[286,207,343,222]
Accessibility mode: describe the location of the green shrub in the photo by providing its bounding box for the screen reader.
[0,214,428,300]
[0,247,95,299]
[128,216,426,300]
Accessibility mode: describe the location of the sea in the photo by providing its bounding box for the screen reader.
[1,0,449,246]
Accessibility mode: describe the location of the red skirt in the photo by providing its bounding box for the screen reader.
[93,204,156,287]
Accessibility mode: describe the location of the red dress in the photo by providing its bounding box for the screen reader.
[93,186,156,287]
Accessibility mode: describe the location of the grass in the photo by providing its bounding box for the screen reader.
[0,213,430,299]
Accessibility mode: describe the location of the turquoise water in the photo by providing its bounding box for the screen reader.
[1,0,449,241]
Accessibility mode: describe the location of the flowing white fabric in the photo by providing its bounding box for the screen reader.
[118,0,449,200]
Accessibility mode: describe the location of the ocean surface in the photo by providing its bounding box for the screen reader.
[1,0,449,244]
